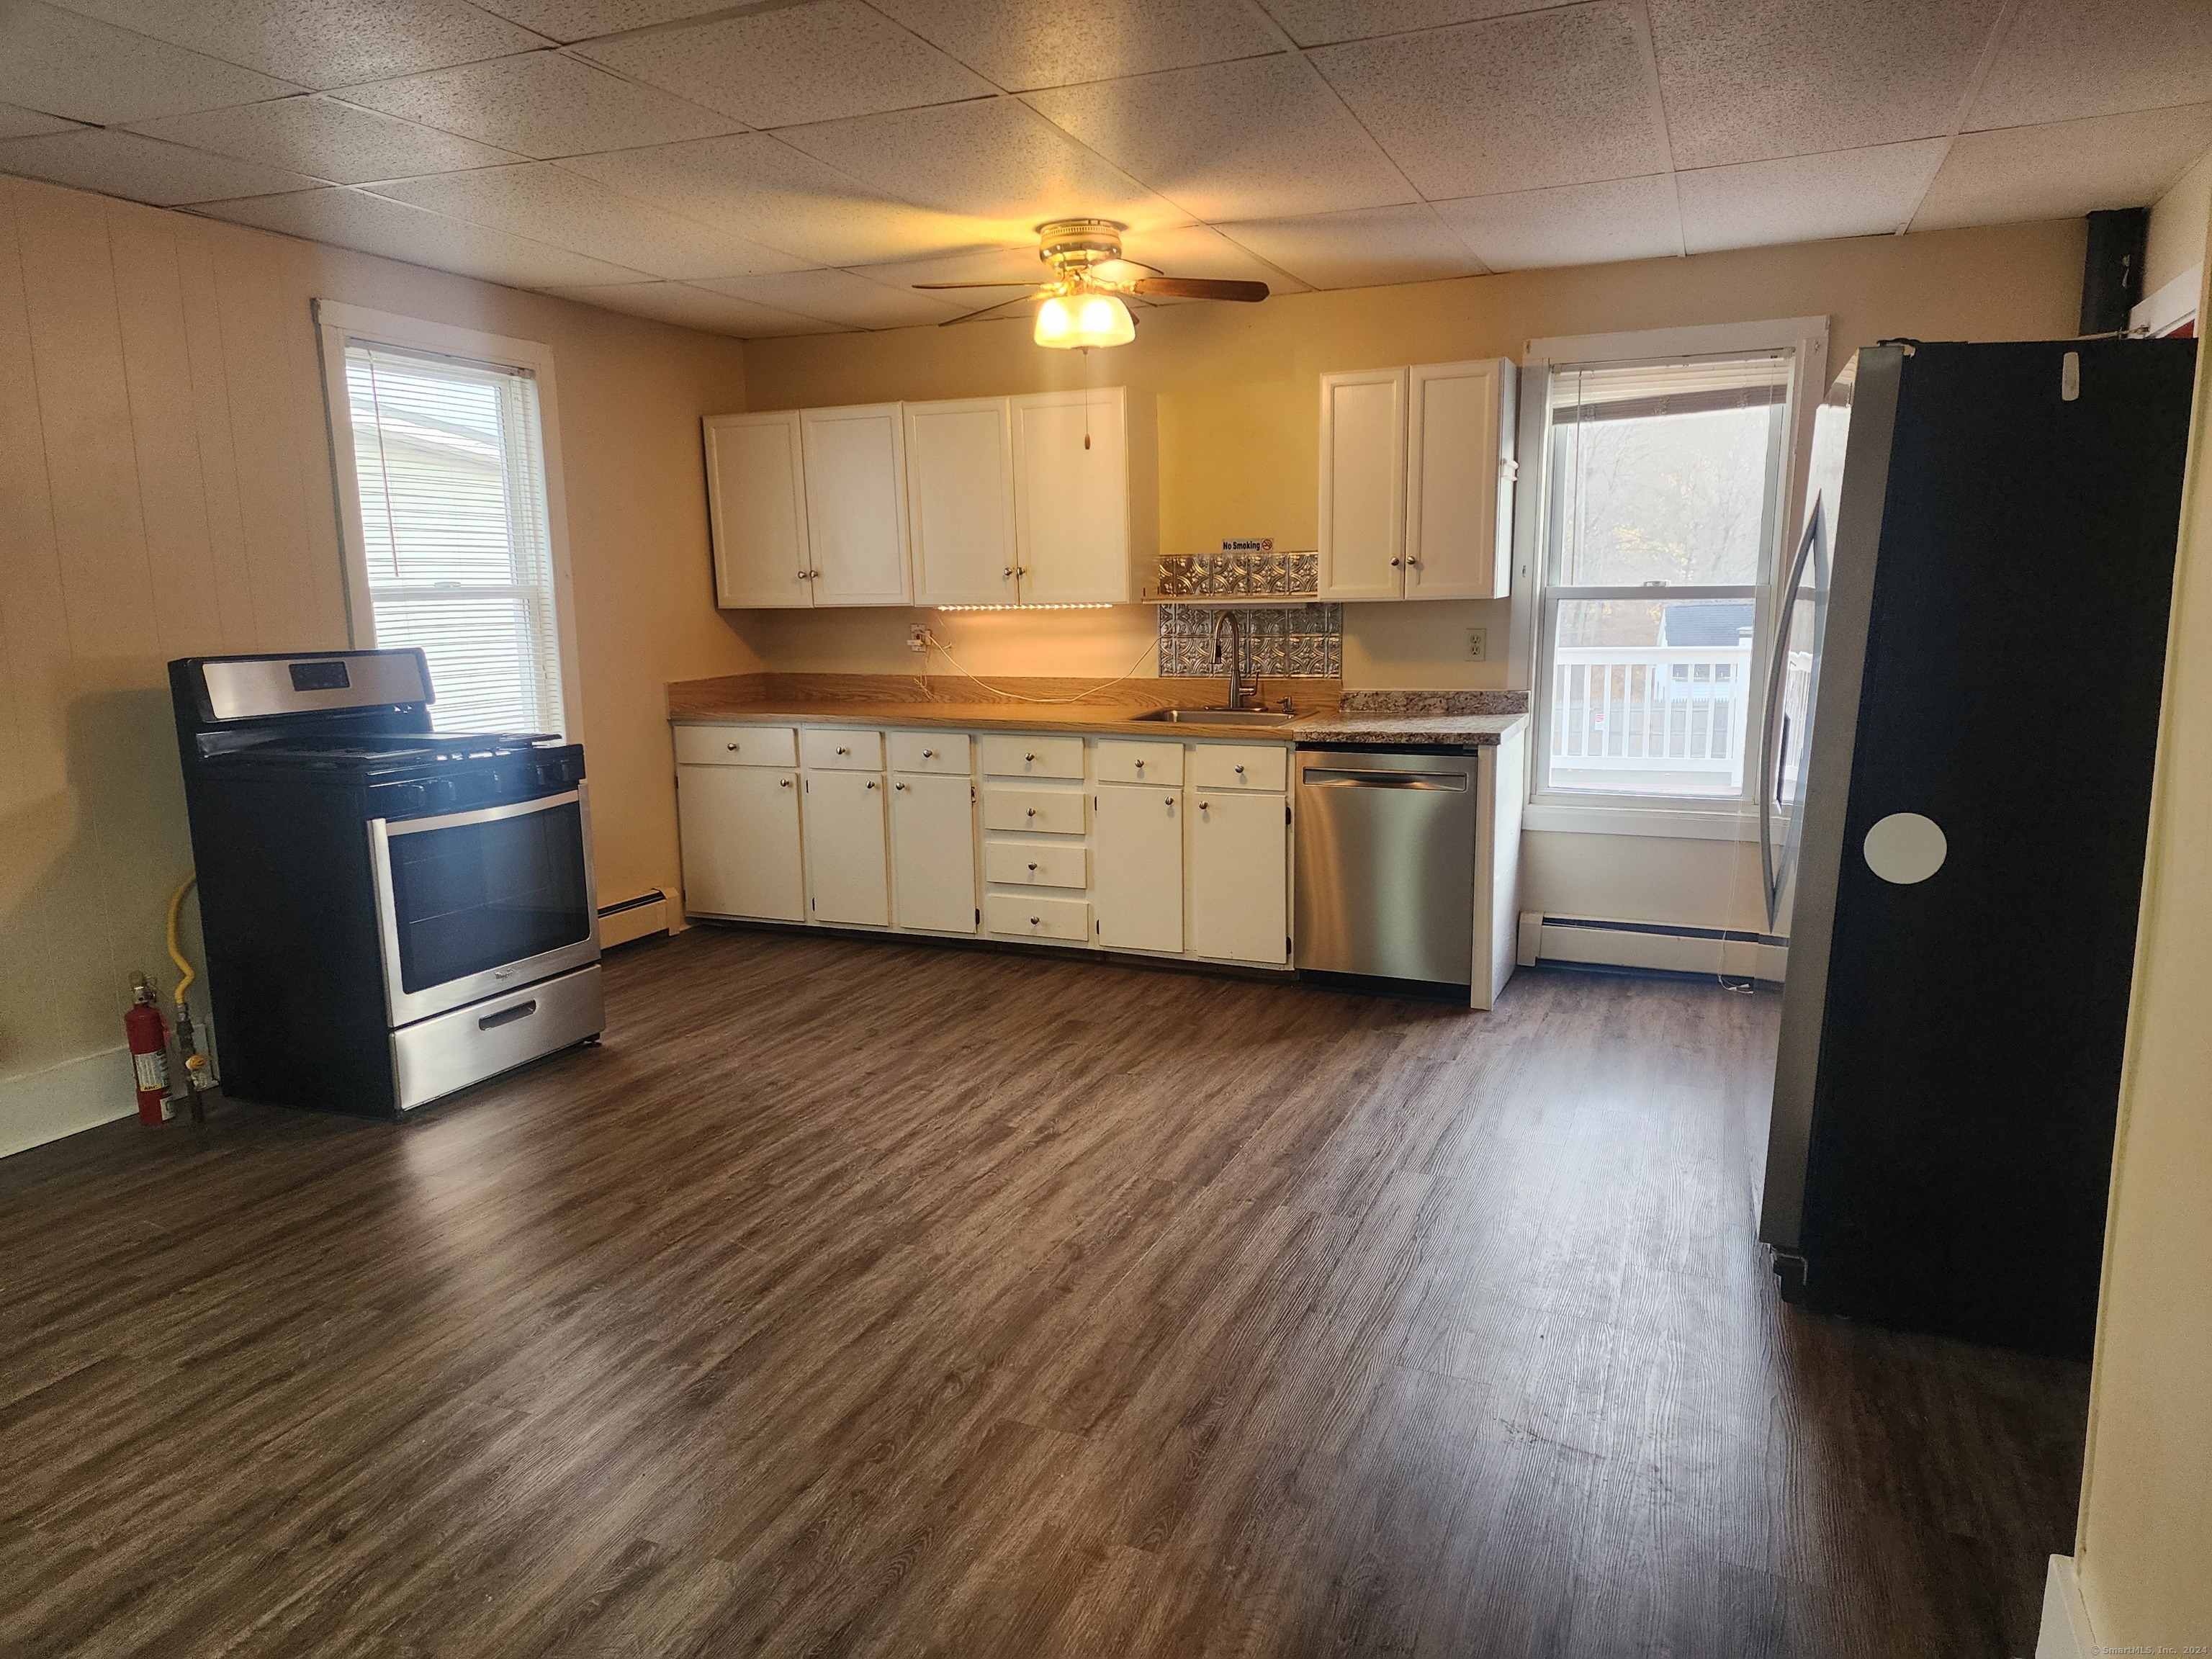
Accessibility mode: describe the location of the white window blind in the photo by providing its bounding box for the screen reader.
[343,342,564,735]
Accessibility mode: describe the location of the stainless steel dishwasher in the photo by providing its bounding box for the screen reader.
[1295,747,1477,988]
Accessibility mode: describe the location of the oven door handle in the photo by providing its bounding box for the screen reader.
[381,788,580,836]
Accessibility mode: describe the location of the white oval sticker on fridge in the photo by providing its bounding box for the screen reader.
[1863,812,1948,885]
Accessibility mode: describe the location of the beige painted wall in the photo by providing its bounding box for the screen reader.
[0,175,754,1155]
[744,220,2084,936]
[2068,235,2212,1651]
[2145,145,2212,298]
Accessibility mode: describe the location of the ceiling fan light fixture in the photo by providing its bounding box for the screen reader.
[1034,290,1133,351]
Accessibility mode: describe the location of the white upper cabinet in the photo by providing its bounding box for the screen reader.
[704,410,811,608]
[906,397,1019,607]
[801,403,911,606]
[1012,387,1135,604]
[1318,369,1406,601]
[1319,359,1516,601]
[1406,359,1517,601]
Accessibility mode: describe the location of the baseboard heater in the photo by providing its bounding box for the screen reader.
[598,891,669,949]
[1516,912,1788,985]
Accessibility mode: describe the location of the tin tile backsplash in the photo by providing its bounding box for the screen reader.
[1158,603,1342,679]
[1155,551,1319,598]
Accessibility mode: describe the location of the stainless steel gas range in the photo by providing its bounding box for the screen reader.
[169,648,603,1118]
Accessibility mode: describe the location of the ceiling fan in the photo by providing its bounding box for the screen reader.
[914,218,1269,350]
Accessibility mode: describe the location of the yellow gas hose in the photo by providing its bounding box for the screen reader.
[166,874,197,1006]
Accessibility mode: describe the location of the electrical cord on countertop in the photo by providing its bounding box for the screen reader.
[920,628,1161,703]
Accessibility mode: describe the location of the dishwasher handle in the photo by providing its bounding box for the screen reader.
[1301,768,1469,790]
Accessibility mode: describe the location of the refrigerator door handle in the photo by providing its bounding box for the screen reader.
[1760,495,1825,927]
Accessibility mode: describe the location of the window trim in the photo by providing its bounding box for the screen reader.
[1509,316,1829,839]
[313,298,583,739]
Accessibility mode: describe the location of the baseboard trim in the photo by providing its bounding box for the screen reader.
[1517,911,1788,982]
[2036,1556,2094,1659]
[1,1046,136,1160]
[598,891,669,949]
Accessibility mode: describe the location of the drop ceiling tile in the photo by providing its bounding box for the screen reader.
[0,104,84,140]
[1434,174,1679,270]
[0,1,301,125]
[560,134,985,267]
[696,268,967,328]
[1676,139,1946,253]
[1025,54,1413,222]
[774,97,1186,243]
[193,185,653,287]
[0,127,320,206]
[1650,0,2003,169]
[1256,0,1568,49]
[131,95,524,184]
[372,162,810,278]
[338,50,739,160]
[1114,222,1311,292]
[441,1,730,45]
[870,0,1285,92]
[1311,5,1669,199]
[1969,0,2212,130]
[577,0,993,129]
[1915,104,2212,230]
[544,279,847,336]
[1218,202,1486,289]
[49,0,552,88]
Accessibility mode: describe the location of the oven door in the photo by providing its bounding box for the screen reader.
[369,783,601,1027]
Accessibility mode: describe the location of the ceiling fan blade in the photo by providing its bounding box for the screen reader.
[938,295,1037,326]
[1130,276,1269,302]
[911,281,1043,290]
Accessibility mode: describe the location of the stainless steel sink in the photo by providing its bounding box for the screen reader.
[1132,707,1296,727]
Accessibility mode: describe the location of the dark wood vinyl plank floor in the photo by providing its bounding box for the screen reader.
[0,927,2087,1657]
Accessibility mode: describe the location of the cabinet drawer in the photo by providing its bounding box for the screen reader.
[984,840,1089,890]
[979,733,1084,779]
[1093,739,1183,785]
[981,786,1087,835]
[673,724,796,767]
[800,728,884,770]
[1192,743,1287,791]
[888,730,971,773]
[985,892,1090,943]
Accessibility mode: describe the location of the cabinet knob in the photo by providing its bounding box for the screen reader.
[1199,800,1210,810]
[1389,557,1402,567]
[1004,566,1015,578]
[1234,764,1245,774]
[1030,916,1042,925]
[779,778,792,788]
[1026,807,1037,817]
[1133,758,1144,769]
[894,781,907,791]
[1406,557,1419,567]
[1164,796,1175,807]
[1027,861,1038,871]
[725,741,739,752]
[866,780,878,790]
[1017,567,1028,577]
[836,746,849,755]
[922,749,935,759]
[1024,752,1037,762]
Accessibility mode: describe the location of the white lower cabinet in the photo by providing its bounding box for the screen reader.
[803,769,890,926]
[984,892,1089,943]
[891,773,977,935]
[677,763,804,922]
[1189,790,1290,966]
[1093,784,1184,953]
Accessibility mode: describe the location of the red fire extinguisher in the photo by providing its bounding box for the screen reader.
[126,972,171,1125]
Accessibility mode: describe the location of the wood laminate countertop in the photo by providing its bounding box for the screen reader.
[670,700,1528,747]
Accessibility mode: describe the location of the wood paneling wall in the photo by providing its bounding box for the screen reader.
[0,176,755,1156]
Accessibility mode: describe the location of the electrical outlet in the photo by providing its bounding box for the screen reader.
[907,624,930,653]
[1466,627,1488,662]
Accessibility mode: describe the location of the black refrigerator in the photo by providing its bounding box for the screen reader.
[1755,338,2196,1360]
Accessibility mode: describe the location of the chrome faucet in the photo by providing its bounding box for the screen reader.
[1213,610,1254,710]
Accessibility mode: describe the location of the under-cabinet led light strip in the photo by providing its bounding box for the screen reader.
[932,603,1116,611]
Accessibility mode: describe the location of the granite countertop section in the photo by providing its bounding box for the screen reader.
[671,685,1529,748]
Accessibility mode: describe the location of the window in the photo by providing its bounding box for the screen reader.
[316,302,576,737]
[1521,320,1826,835]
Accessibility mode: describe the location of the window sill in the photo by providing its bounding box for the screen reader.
[1522,800,1760,842]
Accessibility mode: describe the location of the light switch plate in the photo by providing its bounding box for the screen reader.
[1466,627,1488,662]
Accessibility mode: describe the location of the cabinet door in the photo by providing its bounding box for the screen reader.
[677,763,804,921]
[1188,791,1288,965]
[803,770,890,926]
[907,397,1020,606]
[1012,387,1131,603]
[1406,359,1516,601]
[891,774,977,935]
[704,410,811,608]
[1318,369,1407,601]
[801,403,912,606]
[1094,785,1184,953]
